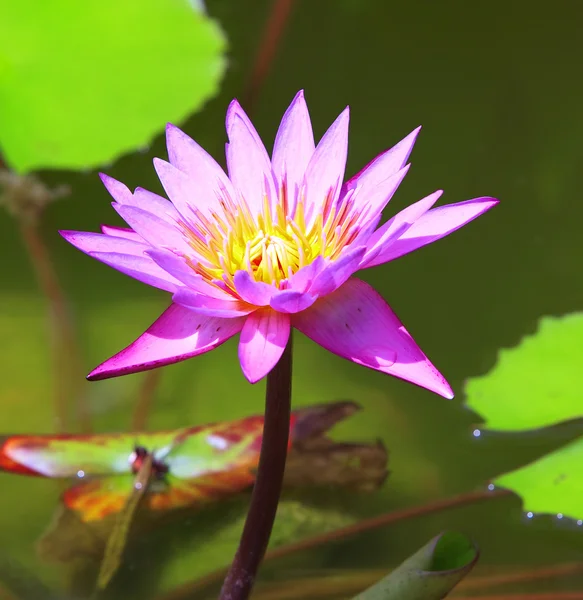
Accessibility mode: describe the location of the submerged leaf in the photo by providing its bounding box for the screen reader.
[352,532,478,600]
[465,313,583,431]
[494,435,583,520]
[0,0,226,172]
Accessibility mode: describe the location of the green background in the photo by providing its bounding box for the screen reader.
[1,0,583,597]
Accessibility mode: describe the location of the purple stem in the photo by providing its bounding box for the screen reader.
[218,335,293,600]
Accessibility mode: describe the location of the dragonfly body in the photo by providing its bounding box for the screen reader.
[0,403,387,522]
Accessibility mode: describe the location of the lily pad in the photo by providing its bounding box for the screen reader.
[465,313,583,431]
[0,0,225,173]
[352,531,478,599]
[495,435,583,521]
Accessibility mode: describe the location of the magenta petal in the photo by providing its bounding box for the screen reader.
[351,164,410,221]
[88,304,245,381]
[272,90,315,209]
[165,123,235,202]
[226,110,276,216]
[60,230,147,255]
[60,231,179,291]
[99,173,133,204]
[361,190,443,268]
[131,187,182,224]
[233,271,275,306]
[146,249,231,300]
[292,278,453,398]
[309,246,366,297]
[287,256,326,292]
[100,225,143,242]
[173,288,255,317]
[238,309,291,383]
[365,196,499,267]
[113,204,191,255]
[344,127,420,191]
[89,252,181,292]
[60,231,182,292]
[303,107,349,223]
[153,158,218,221]
[270,289,317,313]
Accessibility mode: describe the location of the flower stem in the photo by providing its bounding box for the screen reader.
[131,369,163,431]
[19,220,91,433]
[219,336,293,600]
[158,488,510,600]
[244,0,297,113]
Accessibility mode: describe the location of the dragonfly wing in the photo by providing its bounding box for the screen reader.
[0,431,182,478]
[62,475,138,522]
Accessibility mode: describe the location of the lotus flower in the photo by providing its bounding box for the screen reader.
[61,91,497,397]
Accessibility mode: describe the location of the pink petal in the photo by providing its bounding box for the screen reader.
[292,278,453,398]
[154,158,218,222]
[286,256,326,292]
[113,204,191,255]
[365,197,499,268]
[361,190,443,268]
[100,225,142,242]
[309,246,366,297]
[351,164,410,223]
[88,304,245,380]
[271,90,315,211]
[225,100,277,215]
[165,123,235,205]
[233,270,275,306]
[173,288,255,317]
[99,173,133,204]
[132,187,182,225]
[100,174,181,225]
[303,107,349,225]
[146,249,232,300]
[344,127,420,191]
[61,230,147,255]
[238,309,291,383]
[60,230,181,292]
[270,289,317,313]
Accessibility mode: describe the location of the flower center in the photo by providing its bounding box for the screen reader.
[181,188,361,289]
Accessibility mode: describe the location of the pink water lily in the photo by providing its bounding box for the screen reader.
[61,91,497,397]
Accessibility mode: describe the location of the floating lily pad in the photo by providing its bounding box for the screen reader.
[465,313,583,431]
[495,435,583,521]
[0,0,226,173]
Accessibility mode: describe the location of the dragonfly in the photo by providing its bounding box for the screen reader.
[0,401,387,590]
[0,401,387,523]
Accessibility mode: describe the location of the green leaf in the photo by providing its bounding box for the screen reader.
[157,499,357,592]
[352,532,478,600]
[97,454,152,591]
[495,435,583,520]
[0,0,225,173]
[465,313,583,431]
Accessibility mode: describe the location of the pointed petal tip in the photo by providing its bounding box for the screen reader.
[242,369,262,384]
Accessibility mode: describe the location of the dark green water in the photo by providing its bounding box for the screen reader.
[1,0,583,597]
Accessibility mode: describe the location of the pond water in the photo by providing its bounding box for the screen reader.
[1,0,583,598]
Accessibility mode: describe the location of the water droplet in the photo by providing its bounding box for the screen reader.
[76,470,85,478]
[487,483,495,491]
[557,513,564,520]
[577,520,582,526]
[472,429,481,438]
[526,511,534,519]
[135,482,143,491]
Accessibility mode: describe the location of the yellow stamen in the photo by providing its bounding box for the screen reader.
[179,184,360,288]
